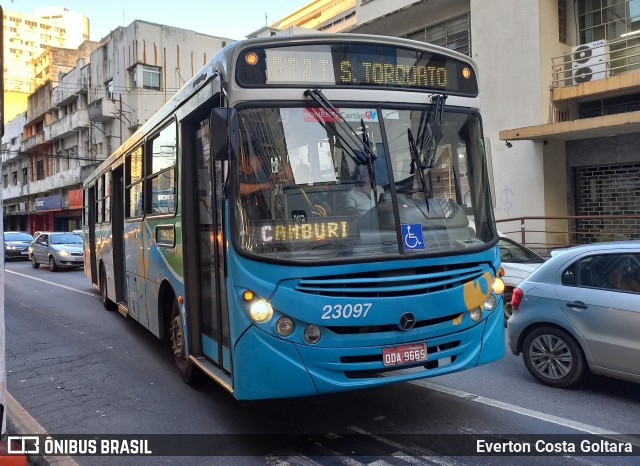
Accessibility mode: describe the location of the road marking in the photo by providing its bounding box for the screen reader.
[6,270,98,298]
[349,426,464,466]
[409,380,640,447]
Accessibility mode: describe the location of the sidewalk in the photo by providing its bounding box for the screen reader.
[3,392,78,466]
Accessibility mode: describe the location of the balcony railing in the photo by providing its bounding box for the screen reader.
[21,131,46,152]
[47,109,89,140]
[551,35,640,89]
[88,98,117,122]
[496,215,640,257]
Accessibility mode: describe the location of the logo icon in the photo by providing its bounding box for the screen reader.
[401,224,425,250]
[399,312,416,330]
[7,436,40,454]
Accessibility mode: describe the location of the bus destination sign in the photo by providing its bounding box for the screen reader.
[237,43,478,96]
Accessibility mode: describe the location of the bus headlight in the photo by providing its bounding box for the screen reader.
[304,325,321,344]
[484,294,497,311]
[493,277,505,295]
[276,317,295,337]
[249,300,273,323]
[469,307,483,322]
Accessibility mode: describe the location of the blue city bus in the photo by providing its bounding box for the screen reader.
[83,33,504,400]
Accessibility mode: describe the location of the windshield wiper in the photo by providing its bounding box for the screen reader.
[407,128,431,208]
[406,94,448,209]
[305,88,379,199]
[304,88,377,165]
[415,94,447,170]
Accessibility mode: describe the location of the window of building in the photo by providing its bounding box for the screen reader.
[142,65,161,90]
[22,167,28,184]
[147,121,176,215]
[406,13,471,56]
[12,171,18,186]
[106,79,114,100]
[3,174,8,188]
[578,0,640,42]
[559,0,568,43]
[36,160,45,180]
[129,67,137,90]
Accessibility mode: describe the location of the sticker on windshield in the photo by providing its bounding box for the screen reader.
[401,224,425,251]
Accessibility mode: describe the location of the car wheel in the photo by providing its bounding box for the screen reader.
[100,266,115,310]
[49,256,59,272]
[170,297,195,383]
[522,326,586,388]
[31,254,39,269]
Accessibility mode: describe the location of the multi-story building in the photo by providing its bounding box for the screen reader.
[2,7,89,121]
[272,0,356,33]
[340,0,640,247]
[2,20,232,233]
[87,21,231,159]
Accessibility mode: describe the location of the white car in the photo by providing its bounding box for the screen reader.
[499,237,545,324]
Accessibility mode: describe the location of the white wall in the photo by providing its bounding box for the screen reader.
[471,0,547,233]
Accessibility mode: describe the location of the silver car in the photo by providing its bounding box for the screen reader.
[499,237,545,323]
[29,232,84,272]
[507,240,640,388]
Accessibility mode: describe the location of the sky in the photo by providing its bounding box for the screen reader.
[6,0,312,40]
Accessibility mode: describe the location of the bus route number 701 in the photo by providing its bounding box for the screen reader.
[321,303,372,320]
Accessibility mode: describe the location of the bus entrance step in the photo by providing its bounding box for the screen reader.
[117,303,129,317]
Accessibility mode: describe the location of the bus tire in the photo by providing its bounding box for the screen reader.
[170,297,195,383]
[100,266,115,310]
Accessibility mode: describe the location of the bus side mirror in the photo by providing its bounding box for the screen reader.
[211,107,238,161]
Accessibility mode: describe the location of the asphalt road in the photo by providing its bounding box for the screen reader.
[3,260,639,465]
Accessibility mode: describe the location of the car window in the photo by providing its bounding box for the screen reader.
[561,262,576,286]
[36,235,48,245]
[572,253,640,293]
[4,233,34,242]
[50,234,83,245]
[499,238,545,264]
[601,253,640,293]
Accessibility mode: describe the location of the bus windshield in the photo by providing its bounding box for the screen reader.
[234,105,496,261]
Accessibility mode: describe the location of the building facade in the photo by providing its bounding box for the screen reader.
[2,20,232,234]
[346,0,640,247]
[2,7,89,121]
[87,21,231,159]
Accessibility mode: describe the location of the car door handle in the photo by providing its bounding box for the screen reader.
[566,301,587,309]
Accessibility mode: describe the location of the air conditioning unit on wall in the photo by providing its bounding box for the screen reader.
[572,39,610,85]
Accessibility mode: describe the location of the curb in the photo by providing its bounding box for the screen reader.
[6,392,79,466]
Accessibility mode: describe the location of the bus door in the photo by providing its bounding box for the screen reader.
[124,146,146,322]
[86,186,98,285]
[192,115,230,372]
[111,165,126,304]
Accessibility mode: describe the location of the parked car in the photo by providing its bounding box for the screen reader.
[29,231,84,272]
[3,231,35,260]
[507,240,640,388]
[499,237,545,323]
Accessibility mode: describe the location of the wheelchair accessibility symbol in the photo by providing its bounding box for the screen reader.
[401,224,425,250]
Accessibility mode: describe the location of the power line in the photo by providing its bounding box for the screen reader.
[1,149,106,163]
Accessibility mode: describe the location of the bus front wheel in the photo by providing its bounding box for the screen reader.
[170,298,195,383]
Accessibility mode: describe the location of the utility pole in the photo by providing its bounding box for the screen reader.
[120,94,123,146]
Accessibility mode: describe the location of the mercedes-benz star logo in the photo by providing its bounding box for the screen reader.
[398,312,416,330]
